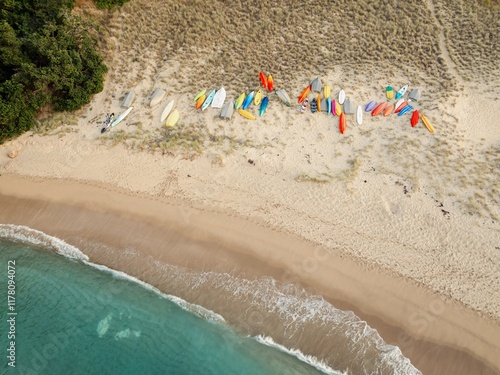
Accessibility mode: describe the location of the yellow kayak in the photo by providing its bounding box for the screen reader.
[324,84,330,99]
[165,109,179,127]
[234,92,245,109]
[421,114,435,134]
[238,109,256,120]
[254,90,262,106]
[317,94,321,112]
[335,100,342,115]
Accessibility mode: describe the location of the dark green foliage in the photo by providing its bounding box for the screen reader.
[94,0,130,9]
[0,0,110,143]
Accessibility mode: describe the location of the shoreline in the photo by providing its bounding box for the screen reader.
[1,173,499,374]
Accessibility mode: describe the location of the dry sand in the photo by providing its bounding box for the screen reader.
[1,0,499,373]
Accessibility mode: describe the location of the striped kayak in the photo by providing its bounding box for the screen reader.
[398,104,413,116]
[310,98,318,113]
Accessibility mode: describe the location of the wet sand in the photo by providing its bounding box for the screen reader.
[1,174,498,374]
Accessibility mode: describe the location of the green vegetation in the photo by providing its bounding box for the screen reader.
[0,0,110,143]
[95,0,130,9]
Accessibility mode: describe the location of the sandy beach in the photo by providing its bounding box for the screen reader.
[1,0,499,373]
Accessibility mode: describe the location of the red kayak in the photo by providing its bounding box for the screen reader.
[395,100,409,114]
[411,110,419,127]
[298,85,311,103]
[339,112,346,134]
[371,102,388,116]
[259,72,268,90]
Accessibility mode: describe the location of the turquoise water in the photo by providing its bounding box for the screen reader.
[0,238,335,375]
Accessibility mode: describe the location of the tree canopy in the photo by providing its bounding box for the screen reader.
[0,0,119,143]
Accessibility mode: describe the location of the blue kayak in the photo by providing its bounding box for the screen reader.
[242,91,255,110]
[259,96,269,117]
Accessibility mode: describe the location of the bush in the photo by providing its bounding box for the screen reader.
[94,0,130,9]
[0,0,113,143]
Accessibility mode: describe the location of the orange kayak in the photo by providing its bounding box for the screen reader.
[339,112,346,134]
[317,94,321,112]
[298,85,311,103]
[259,72,268,90]
[195,94,206,110]
[267,74,274,92]
[411,110,419,127]
[383,104,395,117]
[371,102,388,116]
[394,100,409,114]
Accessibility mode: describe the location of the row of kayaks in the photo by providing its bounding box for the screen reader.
[195,74,435,134]
[294,78,434,134]
[100,97,180,134]
[194,72,293,121]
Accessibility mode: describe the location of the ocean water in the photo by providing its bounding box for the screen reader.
[0,225,421,375]
[0,229,340,375]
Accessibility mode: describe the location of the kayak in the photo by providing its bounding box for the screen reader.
[201,89,216,111]
[356,105,363,125]
[238,109,256,120]
[276,89,292,106]
[421,114,435,133]
[371,102,388,116]
[259,96,269,116]
[411,110,419,127]
[298,85,311,103]
[195,94,206,110]
[386,86,394,100]
[395,84,408,100]
[326,97,332,115]
[365,101,376,112]
[234,92,245,109]
[267,74,274,92]
[397,104,413,116]
[339,112,346,134]
[383,103,395,117]
[242,91,255,110]
[317,94,321,112]
[335,100,342,116]
[165,109,179,127]
[254,90,262,106]
[394,100,409,113]
[324,85,331,99]
[259,72,268,89]
[194,89,206,102]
